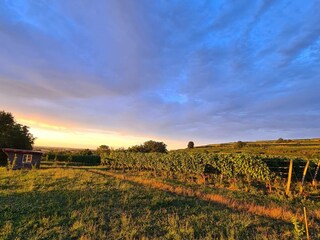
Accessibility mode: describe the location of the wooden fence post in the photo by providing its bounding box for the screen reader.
[312,162,320,187]
[300,160,310,194]
[303,207,310,240]
[286,159,293,196]
[220,174,223,184]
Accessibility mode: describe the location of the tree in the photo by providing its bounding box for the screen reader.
[143,140,167,153]
[128,140,167,153]
[80,149,93,156]
[187,141,194,149]
[96,145,110,156]
[128,145,147,153]
[234,141,246,149]
[0,111,35,165]
[276,138,284,143]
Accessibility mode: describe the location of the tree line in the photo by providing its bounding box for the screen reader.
[0,111,35,165]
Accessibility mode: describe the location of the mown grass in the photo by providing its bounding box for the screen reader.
[0,167,318,239]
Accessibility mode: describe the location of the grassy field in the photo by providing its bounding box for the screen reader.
[1,166,319,239]
[185,138,320,159]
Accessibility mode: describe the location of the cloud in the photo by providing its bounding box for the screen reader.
[0,0,319,148]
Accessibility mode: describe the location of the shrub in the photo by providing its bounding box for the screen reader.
[187,141,194,149]
[234,141,246,149]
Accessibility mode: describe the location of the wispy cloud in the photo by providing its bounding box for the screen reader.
[0,0,319,148]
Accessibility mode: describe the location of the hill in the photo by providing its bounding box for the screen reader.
[180,138,320,159]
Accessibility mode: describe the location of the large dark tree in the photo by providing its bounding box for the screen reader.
[143,140,167,153]
[128,140,167,153]
[0,111,35,164]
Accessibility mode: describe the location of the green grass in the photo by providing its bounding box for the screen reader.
[0,167,318,239]
[182,138,320,159]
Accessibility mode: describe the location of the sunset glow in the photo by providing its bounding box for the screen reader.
[16,117,184,149]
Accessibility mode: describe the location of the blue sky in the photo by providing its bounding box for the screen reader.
[0,0,319,149]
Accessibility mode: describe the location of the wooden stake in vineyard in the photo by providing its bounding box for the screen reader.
[300,160,310,194]
[312,161,320,187]
[220,174,223,184]
[303,207,310,240]
[286,159,293,196]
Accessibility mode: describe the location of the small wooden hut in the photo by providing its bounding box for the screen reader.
[2,148,43,170]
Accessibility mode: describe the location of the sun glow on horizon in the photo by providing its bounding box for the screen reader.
[17,117,184,150]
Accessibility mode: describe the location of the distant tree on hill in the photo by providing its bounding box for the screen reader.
[128,140,167,153]
[187,141,194,149]
[234,141,246,149]
[276,138,284,143]
[0,111,35,165]
[96,145,110,156]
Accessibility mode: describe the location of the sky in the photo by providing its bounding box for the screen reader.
[0,0,320,149]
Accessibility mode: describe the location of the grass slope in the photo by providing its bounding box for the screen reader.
[181,138,320,159]
[0,167,316,239]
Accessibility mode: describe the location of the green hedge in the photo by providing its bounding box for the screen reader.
[45,153,100,166]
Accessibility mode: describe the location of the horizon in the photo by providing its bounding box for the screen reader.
[32,137,320,151]
[1,1,320,149]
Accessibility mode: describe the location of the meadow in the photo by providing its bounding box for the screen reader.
[1,163,319,239]
[1,139,320,239]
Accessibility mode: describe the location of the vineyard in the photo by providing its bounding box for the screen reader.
[2,151,320,238]
[101,151,320,195]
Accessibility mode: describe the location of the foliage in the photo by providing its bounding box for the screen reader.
[234,141,246,149]
[291,217,305,240]
[0,111,35,165]
[183,138,320,160]
[102,152,273,185]
[96,145,110,156]
[45,152,100,166]
[127,145,145,152]
[128,140,167,153]
[6,153,17,170]
[79,149,93,156]
[277,138,285,143]
[0,111,35,149]
[187,141,194,149]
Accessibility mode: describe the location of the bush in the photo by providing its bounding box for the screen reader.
[234,141,246,149]
[187,141,194,149]
[276,138,284,143]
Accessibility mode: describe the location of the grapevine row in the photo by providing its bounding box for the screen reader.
[101,152,273,183]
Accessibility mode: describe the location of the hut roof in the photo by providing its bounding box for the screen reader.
[2,148,43,155]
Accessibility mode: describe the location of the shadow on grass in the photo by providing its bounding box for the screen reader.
[0,168,300,239]
[41,163,108,171]
[4,166,318,239]
[0,187,123,239]
[87,169,320,235]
